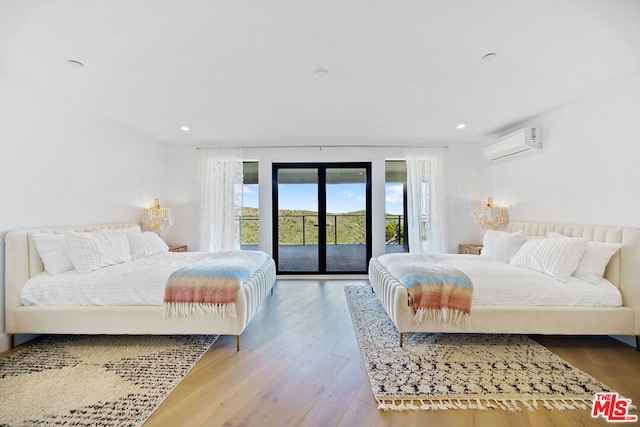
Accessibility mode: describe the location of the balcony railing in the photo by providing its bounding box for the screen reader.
[385,214,405,245]
[239,214,405,246]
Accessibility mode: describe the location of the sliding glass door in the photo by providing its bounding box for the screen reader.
[274,166,320,272]
[273,163,371,274]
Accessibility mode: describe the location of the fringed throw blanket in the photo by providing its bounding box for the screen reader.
[164,250,269,318]
[379,253,473,324]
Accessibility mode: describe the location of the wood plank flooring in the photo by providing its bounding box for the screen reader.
[144,280,640,426]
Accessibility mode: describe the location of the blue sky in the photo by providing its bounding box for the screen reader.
[243,183,404,215]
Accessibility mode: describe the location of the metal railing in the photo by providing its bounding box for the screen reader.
[385,214,405,245]
[239,214,405,246]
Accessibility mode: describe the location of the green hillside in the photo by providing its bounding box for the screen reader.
[240,207,260,245]
[241,208,403,245]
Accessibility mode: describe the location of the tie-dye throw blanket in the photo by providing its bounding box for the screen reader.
[164,251,269,318]
[379,253,473,325]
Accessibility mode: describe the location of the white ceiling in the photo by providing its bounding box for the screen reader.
[1,0,640,146]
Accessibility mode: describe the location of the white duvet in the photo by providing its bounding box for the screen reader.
[21,251,270,306]
[377,253,622,307]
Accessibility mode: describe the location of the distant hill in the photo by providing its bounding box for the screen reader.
[241,208,371,245]
[241,208,403,245]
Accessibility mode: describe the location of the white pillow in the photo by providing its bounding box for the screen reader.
[66,231,132,273]
[574,241,622,284]
[510,235,589,282]
[480,230,526,263]
[33,233,75,275]
[127,232,169,259]
[547,232,622,284]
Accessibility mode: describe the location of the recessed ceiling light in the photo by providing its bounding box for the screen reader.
[456,123,466,129]
[481,53,497,62]
[313,68,330,79]
[180,126,190,132]
[67,59,85,68]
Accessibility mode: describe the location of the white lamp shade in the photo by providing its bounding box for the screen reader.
[472,205,508,230]
[141,199,174,233]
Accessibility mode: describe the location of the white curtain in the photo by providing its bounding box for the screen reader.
[405,147,447,253]
[198,148,243,252]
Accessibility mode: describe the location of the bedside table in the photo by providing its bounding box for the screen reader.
[168,245,187,253]
[458,244,482,255]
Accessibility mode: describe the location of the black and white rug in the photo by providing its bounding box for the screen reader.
[344,284,623,412]
[0,334,217,426]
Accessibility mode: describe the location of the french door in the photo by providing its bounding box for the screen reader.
[272,163,371,274]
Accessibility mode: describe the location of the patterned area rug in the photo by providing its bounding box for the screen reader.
[344,284,620,412]
[0,334,217,426]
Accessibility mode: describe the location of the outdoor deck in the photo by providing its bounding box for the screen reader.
[242,244,406,273]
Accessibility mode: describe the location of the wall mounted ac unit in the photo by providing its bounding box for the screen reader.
[483,127,541,161]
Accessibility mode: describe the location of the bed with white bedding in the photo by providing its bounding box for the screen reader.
[368,222,640,348]
[5,223,276,350]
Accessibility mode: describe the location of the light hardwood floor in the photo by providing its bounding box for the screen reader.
[145,280,640,427]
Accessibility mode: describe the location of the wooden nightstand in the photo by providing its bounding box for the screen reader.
[458,244,482,255]
[169,245,187,253]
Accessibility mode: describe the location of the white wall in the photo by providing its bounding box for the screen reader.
[0,75,167,351]
[484,71,640,229]
[165,143,483,257]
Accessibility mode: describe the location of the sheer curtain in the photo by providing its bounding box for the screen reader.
[405,147,447,253]
[198,148,243,252]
